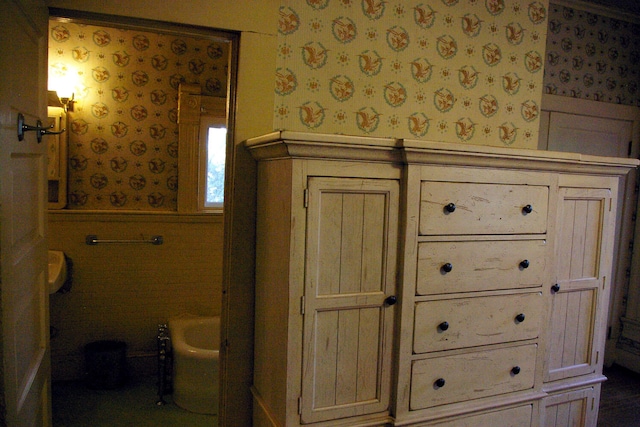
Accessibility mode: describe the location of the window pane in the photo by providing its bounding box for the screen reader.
[206,127,226,206]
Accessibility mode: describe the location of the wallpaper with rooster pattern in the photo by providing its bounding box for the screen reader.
[49,2,638,211]
[544,4,640,106]
[48,21,229,210]
[274,0,549,148]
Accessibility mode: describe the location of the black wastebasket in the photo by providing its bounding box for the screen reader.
[84,340,128,389]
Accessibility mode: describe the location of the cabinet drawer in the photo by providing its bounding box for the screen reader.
[410,344,537,410]
[414,293,543,353]
[419,182,548,235]
[423,404,532,427]
[416,240,547,295]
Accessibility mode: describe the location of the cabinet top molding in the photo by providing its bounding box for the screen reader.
[246,131,639,175]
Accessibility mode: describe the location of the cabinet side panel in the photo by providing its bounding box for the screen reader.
[253,159,293,425]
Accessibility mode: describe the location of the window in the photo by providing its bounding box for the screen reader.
[197,95,228,212]
[178,86,230,213]
[205,126,227,208]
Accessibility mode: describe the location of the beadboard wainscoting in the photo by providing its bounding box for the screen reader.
[48,211,223,382]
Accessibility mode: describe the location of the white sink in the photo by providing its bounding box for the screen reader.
[48,250,67,294]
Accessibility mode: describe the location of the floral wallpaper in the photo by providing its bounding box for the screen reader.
[544,4,640,106]
[274,0,549,148]
[48,21,229,210]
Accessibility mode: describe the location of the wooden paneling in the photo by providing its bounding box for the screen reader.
[252,159,293,425]
[301,177,398,424]
[48,212,223,381]
[546,287,597,381]
[546,187,612,383]
[543,387,598,427]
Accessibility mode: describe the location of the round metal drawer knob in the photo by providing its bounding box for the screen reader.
[441,263,453,273]
[522,204,533,214]
[519,259,530,269]
[551,284,560,293]
[434,378,446,388]
[384,295,398,306]
[515,313,526,323]
[444,203,456,213]
[438,321,449,332]
[511,366,521,375]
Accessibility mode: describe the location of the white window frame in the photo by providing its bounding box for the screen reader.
[199,104,227,211]
[177,84,229,213]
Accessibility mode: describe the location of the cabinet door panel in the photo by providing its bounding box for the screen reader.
[312,307,383,407]
[302,177,399,424]
[547,284,597,380]
[543,387,598,427]
[546,187,612,382]
[316,190,387,295]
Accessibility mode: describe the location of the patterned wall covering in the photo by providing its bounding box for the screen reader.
[48,21,229,210]
[274,0,549,148]
[544,4,640,106]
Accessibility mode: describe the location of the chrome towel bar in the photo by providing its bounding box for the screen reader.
[85,235,164,245]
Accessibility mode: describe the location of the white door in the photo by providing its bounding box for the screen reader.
[539,94,640,367]
[0,1,51,426]
[546,112,632,157]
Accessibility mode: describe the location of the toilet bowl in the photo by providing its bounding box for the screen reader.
[169,315,220,414]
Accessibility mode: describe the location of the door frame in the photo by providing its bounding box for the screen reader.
[45,9,241,422]
[540,94,640,365]
[539,94,640,155]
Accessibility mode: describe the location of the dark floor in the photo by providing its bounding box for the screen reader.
[52,375,217,427]
[598,364,640,427]
[52,365,637,427]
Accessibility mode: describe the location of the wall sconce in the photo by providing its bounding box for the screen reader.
[49,86,74,112]
[48,63,78,112]
[57,91,75,112]
[47,90,75,112]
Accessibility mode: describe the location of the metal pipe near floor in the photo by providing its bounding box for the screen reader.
[156,324,172,405]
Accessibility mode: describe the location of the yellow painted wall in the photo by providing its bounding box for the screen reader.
[48,212,223,381]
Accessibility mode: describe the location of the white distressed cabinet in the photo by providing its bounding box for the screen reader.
[247,132,637,427]
[541,177,617,427]
[248,132,402,427]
